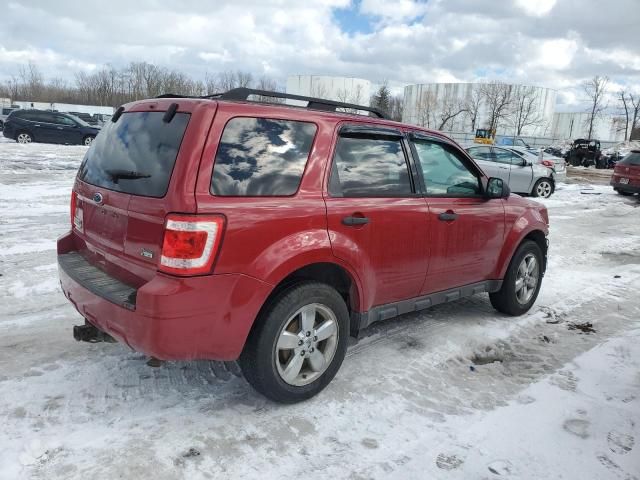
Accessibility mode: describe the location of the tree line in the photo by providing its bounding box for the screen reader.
[0,62,282,108]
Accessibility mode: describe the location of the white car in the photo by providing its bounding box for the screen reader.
[504,146,567,182]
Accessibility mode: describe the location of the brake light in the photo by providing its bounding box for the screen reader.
[70,191,77,227]
[542,160,554,168]
[159,214,225,275]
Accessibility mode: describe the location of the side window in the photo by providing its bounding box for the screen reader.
[493,148,517,165]
[467,146,494,162]
[412,140,481,197]
[329,135,412,197]
[211,117,316,196]
[53,115,77,126]
[35,112,55,123]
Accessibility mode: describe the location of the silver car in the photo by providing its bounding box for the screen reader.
[503,146,566,183]
[465,145,556,198]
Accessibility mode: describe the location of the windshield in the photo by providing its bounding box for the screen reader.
[77,111,190,197]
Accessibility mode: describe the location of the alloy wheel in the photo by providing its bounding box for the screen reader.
[17,133,32,144]
[515,253,539,305]
[275,303,339,386]
[536,181,552,198]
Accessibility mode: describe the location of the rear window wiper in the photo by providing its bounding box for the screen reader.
[104,169,151,184]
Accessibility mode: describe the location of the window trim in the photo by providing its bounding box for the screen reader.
[209,115,319,198]
[408,134,485,198]
[327,128,418,198]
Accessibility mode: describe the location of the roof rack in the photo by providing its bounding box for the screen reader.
[156,88,387,119]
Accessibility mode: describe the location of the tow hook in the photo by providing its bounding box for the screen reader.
[73,321,116,343]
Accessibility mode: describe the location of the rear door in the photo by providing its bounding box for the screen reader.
[72,102,213,285]
[410,135,505,293]
[52,114,82,144]
[324,125,429,309]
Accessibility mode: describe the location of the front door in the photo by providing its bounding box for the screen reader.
[495,148,535,194]
[324,126,430,310]
[410,137,505,293]
[52,114,83,144]
[466,145,510,184]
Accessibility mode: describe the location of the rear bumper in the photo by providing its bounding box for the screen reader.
[57,231,273,361]
[610,178,640,194]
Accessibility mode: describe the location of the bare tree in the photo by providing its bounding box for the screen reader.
[508,85,544,135]
[628,94,640,140]
[583,75,609,140]
[619,90,630,140]
[479,81,512,133]
[437,97,467,131]
[464,86,483,133]
[389,94,404,122]
[415,90,437,128]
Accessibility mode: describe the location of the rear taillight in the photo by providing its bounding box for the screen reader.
[70,191,83,232]
[542,160,554,168]
[159,214,225,276]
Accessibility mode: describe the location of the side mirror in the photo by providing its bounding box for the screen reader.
[486,177,510,199]
[522,159,532,166]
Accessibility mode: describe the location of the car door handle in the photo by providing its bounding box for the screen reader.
[438,211,458,221]
[342,216,369,226]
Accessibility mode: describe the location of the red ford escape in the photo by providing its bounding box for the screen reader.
[58,88,549,403]
[611,149,640,196]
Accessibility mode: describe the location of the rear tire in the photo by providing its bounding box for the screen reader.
[615,189,634,196]
[532,178,553,198]
[82,135,95,146]
[239,281,349,403]
[490,240,544,316]
[16,131,33,144]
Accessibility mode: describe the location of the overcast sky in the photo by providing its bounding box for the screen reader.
[1,0,639,109]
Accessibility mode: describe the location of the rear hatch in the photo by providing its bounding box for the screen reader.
[613,151,640,187]
[70,100,215,287]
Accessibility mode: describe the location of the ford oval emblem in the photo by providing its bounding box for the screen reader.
[93,192,103,204]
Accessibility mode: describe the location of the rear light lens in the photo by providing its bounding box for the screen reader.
[159,214,225,276]
[542,160,554,168]
[70,191,83,232]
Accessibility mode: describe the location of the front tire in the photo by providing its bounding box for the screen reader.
[615,189,634,196]
[532,178,553,198]
[490,240,544,316]
[83,135,95,146]
[16,131,33,144]
[239,282,349,403]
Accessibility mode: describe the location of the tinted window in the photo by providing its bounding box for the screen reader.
[329,136,412,197]
[78,112,190,198]
[467,146,494,161]
[34,112,55,123]
[413,140,480,196]
[212,117,316,196]
[53,114,77,126]
[494,148,519,165]
[620,152,640,166]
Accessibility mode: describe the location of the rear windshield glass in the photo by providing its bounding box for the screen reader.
[211,117,316,196]
[620,152,640,166]
[78,112,190,197]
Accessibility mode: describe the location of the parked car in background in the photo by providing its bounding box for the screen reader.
[0,106,19,131]
[502,146,566,182]
[57,87,550,403]
[611,150,640,196]
[465,144,556,198]
[567,139,602,167]
[67,111,100,126]
[2,109,100,145]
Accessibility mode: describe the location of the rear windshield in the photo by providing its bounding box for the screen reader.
[620,152,640,166]
[78,112,190,197]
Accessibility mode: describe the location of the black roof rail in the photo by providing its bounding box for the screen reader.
[155,88,388,119]
[215,87,387,118]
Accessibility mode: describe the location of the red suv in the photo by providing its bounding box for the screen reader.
[58,88,549,403]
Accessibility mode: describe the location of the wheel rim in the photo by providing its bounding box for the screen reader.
[275,303,339,387]
[84,137,93,146]
[515,253,539,305]
[17,133,31,144]
[537,181,552,198]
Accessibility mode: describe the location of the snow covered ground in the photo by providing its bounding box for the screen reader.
[1,138,639,480]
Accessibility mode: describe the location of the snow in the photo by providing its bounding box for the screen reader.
[0,140,639,479]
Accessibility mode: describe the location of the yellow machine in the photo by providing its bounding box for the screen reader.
[474,128,496,144]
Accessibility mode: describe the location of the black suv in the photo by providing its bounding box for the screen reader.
[2,109,100,146]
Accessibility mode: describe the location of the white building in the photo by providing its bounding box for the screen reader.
[550,112,627,142]
[402,83,557,136]
[286,75,371,106]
